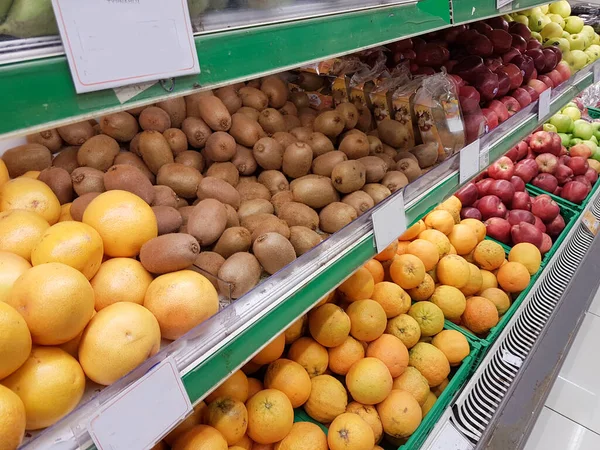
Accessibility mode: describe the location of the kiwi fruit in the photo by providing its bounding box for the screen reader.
[272,132,297,149]
[193,251,226,290]
[52,147,80,174]
[336,103,359,129]
[185,92,213,118]
[358,156,388,183]
[339,132,370,159]
[279,101,298,117]
[152,185,179,208]
[231,145,258,176]
[377,119,411,149]
[253,232,296,275]
[307,132,335,157]
[130,133,142,155]
[271,191,294,214]
[289,226,321,256]
[127,106,148,116]
[155,163,202,199]
[179,205,194,226]
[104,165,155,204]
[261,76,288,108]
[240,213,276,235]
[206,162,239,186]
[203,131,236,162]
[217,252,262,299]
[215,86,243,115]
[283,115,302,131]
[253,137,284,170]
[282,142,313,179]
[77,135,120,171]
[196,177,241,209]
[163,128,188,156]
[71,167,105,195]
[277,202,319,230]
[139,106,172,132]
[257,170,289,195]
[113,151,156,183]
[176,197,189,208]
[175,150,205,172]
[99,112,139,142]
[258,108,286,135]
[182,117,213,148]
[38,167,74,204]
[237,181,271,202]
[152,206,183,235]
[394,151,418,163]
[2,144,52,177]
[342,191,375,216]
[368,136,384,155]
[331,160,366,193]
[156,97,187,128]
[376,153,396,171]
[292,177,339,209]
[187,199,228,246]
[319,202,358,233]
[290,91,310,109]
[250,216,290,243]
[27,129,63,153]
[238,199,274,221]
[57,122,94,145]
[213,227,252,258]
[356,107,374,133]
[70,192,101,221]
[382,171,409,193]
[411,142,438,168]
[138,131,175,174]
[298,108,318,128]
[229,113,265,147]
[289,174,326,191]
[382,144,397,159]
[396,158,422,182]
[196,96,232,132]
[224,204,240,228]
[312,151,348,177]
[239,87,269,111]
[237,107,260,121]
[313,111,345,138]
[289,127,312,142]
[238,176,258,185]
[139,233,199,274]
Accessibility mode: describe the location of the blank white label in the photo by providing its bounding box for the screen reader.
[501,350,523,368]
[496,0,512,9]
[430,421,474,450]
[88,357,192,450]
[460,139,481,184]
[538,88,551,120]
[114,81,158,104]
[52,0,200,93]
[372,193,406,253]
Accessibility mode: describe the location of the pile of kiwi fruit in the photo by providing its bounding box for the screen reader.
[6,73,439,300]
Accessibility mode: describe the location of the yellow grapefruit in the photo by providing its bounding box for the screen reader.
[0,302,32,380]
[0,384,25,449]
[0,210,49,261]
[0,178,60,224]
[0,251,31,302]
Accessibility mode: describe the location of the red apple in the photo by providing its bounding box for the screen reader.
[511,54,536,81]
[529,131,561,155]
[574,175,592,190]
[500,96,521,116]
[488,99,510,122]
[488,156,515,180]
[478,194,508,220]
[554,186,563,196]
[515,141,529,160]
[566,156,589,176]
[514,159,539,183]
[502,47,522,64]
[485,217,512,243]
[461,207,483,220]
[533,215,547,233]
[507,209,536,226]
[555,164,574,184]
[498,63,524,90]
[527,78,549,96]
[526,48,547,72]
[459,86,481,113]
[523,85,540,102]
[508,22,532,40]
[453,55,485,82]
[546,47,562,67]
[535,153,558,174]
[488,179,515,203]
[512,191,532,210]
[569,144,592,159]
[464,113,487,144]
[511,34,527,53]
[585,168,598,185]
[472,22,494,35]
[443,27,463,43]
[494,69,512,98]
[555,61,571,82]
[415,43,448,67]
[482,108,499,130]
[476,178,494,197]
[510,175,526,191]
[488,29,512,54]
[467,34,494,57]
[562,180,589,203]
[547,70,563,87]
[484,56,504,72]
[511,222,543,248]
[475,71,500,101]
[559,154,571,165]
[546,214,566,237]
[532,173,559,192]
[505,146,519,161]
[540,233,552,254]
[531,194,560,222]
[455,182,479,206]
[488,16,510,31]
[511,87,533,107]
[538,75,554,89]
[527,39,543,50]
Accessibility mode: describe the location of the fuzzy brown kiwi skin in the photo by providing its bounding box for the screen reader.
[319,202,358,233]
[224,204,240,228]
[204,131,236,162]
[358,156,388,183]
[113,152,156,184]
[152,185,179,208]
[214,85,243,115]
[139,106,172,132]
[197,177,241,209]
[38,167,74,204]
[229,113,266,148]
[257,170,289,196]
[271,191,294,214]
[152,206,183,235]
[258,108,287,135]
[307,132,335,157]
[156,163,203,200]
[138,131,175,174]
[277,202,319,230]
[237,107,260,122]
[57,122,94,146]
[193,251,226,290]
[312,151,348,177]
[77,135,120,171]
[182,117,212,148]
[27,129,63,153]
[139,233,200,274]
[212,227,252,259]
[313,111,345,138]
[238,199,274,221]
[282,142,313,179]
[70,192,101,221]
[336,102,359,129]
[184,92,213,118]
[291,177,340,209]
[298,108,317,129]
[156,97,187,128]
[239,86,269,111]
[289,226,322,256]
[253,137,284,170]
[99,112,139,142]
[237,181,271,202]
[396,158,422,182]
[52,147,80,174]
[187,199,228,246]
[231,145,258,176]
[279,101,298,117]
[197,96,232,132]
[331,160,367,194]
[283,115,302,131]
[260,75,289,109]
[290,91,310,109]
[342,191,375,216]
[338,133,370,159]
[163,128,188,156]
[175,150,205,172]
[206,162,239,187]
[368,135,384,155]
[217,252,262,299]
[410,142,439,168]
[2,144,52,177]
[290,127,312,143]
[272,132,297,150]
[382,171,409,193]
[252,232,296,275]
[71,167,106,196]
[103,164,155,204]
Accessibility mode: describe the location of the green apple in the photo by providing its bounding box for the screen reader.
[548,14,566,29]
[588,44,600,56]
[564,49,589,70]
[565,16,584,34]
[585,49,598,62]
[523,7,542,16]
[581,25,596,43]
[503,14,514,22]
[529,13,551,32]
[541,22,564,41]
[590,135,599,144]
[558,133,572,146]
[544,123,558,133]
[565,102,578,109]
[563,106,582,121]
[563,31,571,39]
[592,148,600,162]
[595,34,600,45]
[513,14,529,25]
[567,34,587,51]
[573,119,594,140]
[549,0,571,18]
[549,113,574,133]
[592,122,600,137]
[532,31,543,43]
[582,140,598,153]
[570,137,583,146]
[544,37,570,52]
[540,5,549,14]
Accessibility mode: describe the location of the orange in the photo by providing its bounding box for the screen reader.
[207,397,248,445]
[366,334,408,378]
[20,171,40,179]
[377,390,422,438]
[164,402,207,445]
[315,291,335,307]
[496,261,530,293]
[462,296,499,334]
[430,285,466,321]
[389,254,426,289]
[0,210,49,261]
[447,224,478,255]
[59,203,73,222]
[246,389,294,444]
[435,196,462,223]
[304,375,348,423]
[231,435,254,450]
[479,270,498,292]
[422,392,437,417]
[206,370,249,403]
[83,190,158,257]
[370,282,411,318]
[386,314,421,348]
[436,254,470,288]
[346,357,392,405]
[328,336,365,375]
[0,178,61,224]
[0,251,31,303]
[172,425,227,450]
[432,330,470,366]
[247,378,263,399]
[346,402,383,443]
[275,422,328,450]
[364,259,384,283]
[424,210,455,235]
[0,384,25,450]
[396,241,410,255]
[460,263,483,296]
[472,240,505,270]
[407,273,435,301]
[480,288,511,315]
[242,361,263,375]
[251,333,285,365]
[7,262,94,345]
[288,337,329,377]
[461,218,486,242]
[406,239,439,271]
[408,342,450,387]
[264,359,311,408]
[0,302,32,380]
[392,366,430,405]
[308,304,351,347]
[408,302,445,337]
[432,378,449,397]
[3,347,85,430]
[144,270,219,340]
[418,228,451,258]
[374,240,398,261]
[398,220,424,241]
[31,221,104,280]
[284,315,306,344]
[0,159,8,188]
[91,258,153,311]
[328,412,375,450]
[337,267,375,301]
[508,243,541,275]
[346,299,387,342]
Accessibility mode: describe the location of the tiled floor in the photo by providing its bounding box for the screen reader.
[524,288,600,449]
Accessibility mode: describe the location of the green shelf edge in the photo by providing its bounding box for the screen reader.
[453,0,550,26]
[0,0,450,139]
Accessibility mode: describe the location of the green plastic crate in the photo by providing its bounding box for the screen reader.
[587,106,600,119]
[527,179,600,211]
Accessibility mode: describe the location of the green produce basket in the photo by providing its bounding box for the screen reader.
[587,106,600,119]
[527,179,600,211]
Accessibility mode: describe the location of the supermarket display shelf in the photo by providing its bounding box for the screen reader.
[420,188,600,450]
[452,0,548,26]
[23,59,600,450]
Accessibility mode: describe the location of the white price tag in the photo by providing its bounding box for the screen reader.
[372,192,406,253]
[88,357,192,450]
[459,139,481,184]
[114,81,158,104]
[430,421,474,450]
[501,349,523,368]
[594,63,600,84]
[538,88,551,120]
[496,0,512,9]
[52,0,200,94]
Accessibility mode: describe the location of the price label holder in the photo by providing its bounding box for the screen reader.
[594,63,600,83]
[372,192,406,253]
[538,88,551,121]
[496,0,512,10]
[459,139,481,184]
[52,0,200,94]
[88,357,192,450]
[429,421,474,450]
[582,210,600,235]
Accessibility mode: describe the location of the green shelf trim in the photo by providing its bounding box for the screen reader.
[0,0,449,139]
[452,0,549,26]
